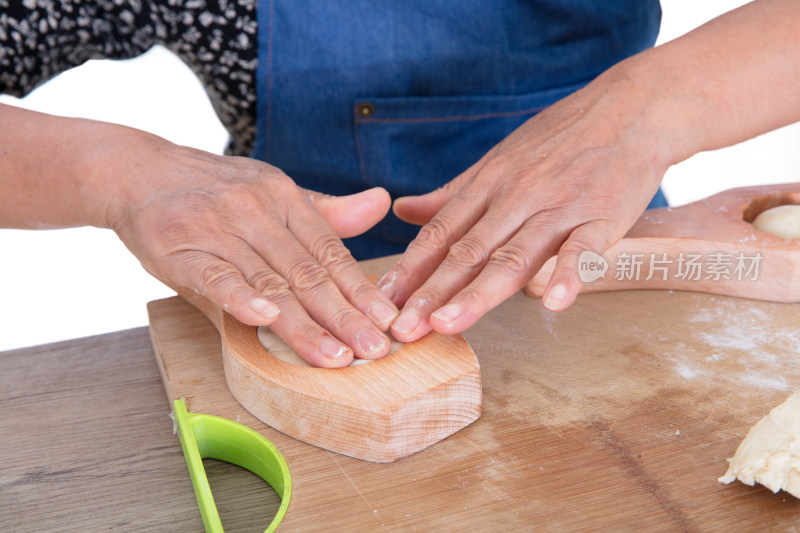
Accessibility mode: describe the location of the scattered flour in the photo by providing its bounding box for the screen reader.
[740,374,789,391]
[675,362,702,380]
[700,325,759,352]
[656,299,800,393]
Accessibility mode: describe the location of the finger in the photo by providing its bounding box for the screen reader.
[393,184,457,226]
[168,250,281,326]
[427,214,574,334]
[541,220,619,312]
[305,187,391,238]
[377,159,486,305]
[389,202,530,342]
[252,221,393,360]
[214,239,362,367]
[393,157,484,226]
[287,192,400,332]
[377,185,489,308]
[257,288,357,368]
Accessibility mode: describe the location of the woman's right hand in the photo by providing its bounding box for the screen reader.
[0,102,399,368]
[102,128,400,367]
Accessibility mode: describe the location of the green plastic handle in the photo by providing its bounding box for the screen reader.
[172,398,292,532]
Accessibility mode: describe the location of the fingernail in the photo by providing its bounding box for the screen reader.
[377,271,397,299]
[543,284,567,311]
[367,299,399,326]
[432,302,462,323]
[392,309,420,335]
[249,298,280,320]
[357,328,388,356]
[320,337,350,360]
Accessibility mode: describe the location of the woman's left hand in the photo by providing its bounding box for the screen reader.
[377,62,671,342]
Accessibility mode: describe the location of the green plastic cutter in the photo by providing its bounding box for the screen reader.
[171,398,292,532]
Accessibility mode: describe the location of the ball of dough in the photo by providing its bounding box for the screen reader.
[257,326,404,367]
[752,204,800,239]
[719,388,800,498]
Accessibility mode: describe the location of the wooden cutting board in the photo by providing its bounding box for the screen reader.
[149,255,800,531]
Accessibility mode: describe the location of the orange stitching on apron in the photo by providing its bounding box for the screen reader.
[355,105,544,125]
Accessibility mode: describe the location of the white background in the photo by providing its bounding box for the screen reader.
[2,1,798,350]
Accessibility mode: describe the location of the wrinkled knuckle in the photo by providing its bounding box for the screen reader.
[247,270,290,296]
[198,263,240,290]
[559,241,589,259]
[350,280,379,302]
[285,258,331,293]
[415,218,452,252]
[327,306,361,333]
[408,286,446,309]
[293,323,322,349]
[560,234,601,257]
[447,237,490,270]
[312,235,352,269]
[489,243,531,277]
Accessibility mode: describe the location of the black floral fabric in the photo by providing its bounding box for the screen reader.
[0,0,258,156]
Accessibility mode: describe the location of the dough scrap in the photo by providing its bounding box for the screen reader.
[752,204,800,239]
[257,326,404,367]
[719,388,800,498]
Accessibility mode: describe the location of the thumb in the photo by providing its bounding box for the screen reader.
[393,165,476,226]
[305,187,391,238]
[393,188,452,227]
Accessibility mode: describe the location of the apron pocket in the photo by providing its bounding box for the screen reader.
[353,83,585,245]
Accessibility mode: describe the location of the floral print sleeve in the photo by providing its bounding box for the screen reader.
[0,0,258,156]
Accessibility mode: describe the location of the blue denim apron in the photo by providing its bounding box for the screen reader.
[251,1,665,260]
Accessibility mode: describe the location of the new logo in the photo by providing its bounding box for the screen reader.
[578,251,608,283]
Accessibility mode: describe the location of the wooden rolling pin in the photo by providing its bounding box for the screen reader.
[526,183,800,302]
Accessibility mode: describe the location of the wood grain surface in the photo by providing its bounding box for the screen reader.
[0,328,279,532]
[146,255,800,532]
[168,281,481,462]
